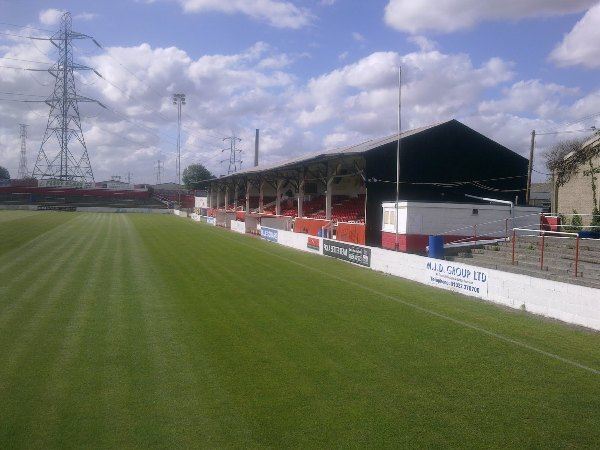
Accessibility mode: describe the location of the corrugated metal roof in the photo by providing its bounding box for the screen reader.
[215,121,447,180]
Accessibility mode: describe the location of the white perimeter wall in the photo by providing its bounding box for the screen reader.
[369,247,600,331]
[230,223,600,331]
[231,220,246,234]
[261,216,292,231]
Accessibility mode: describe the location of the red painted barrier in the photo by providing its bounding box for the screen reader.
[336,223,365,245]
[293,217,330,236]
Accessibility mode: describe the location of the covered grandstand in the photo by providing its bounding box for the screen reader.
[203,119,529,247]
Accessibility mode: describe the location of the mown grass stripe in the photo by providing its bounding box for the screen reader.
[0,215,107,382]
[23,214,120,447]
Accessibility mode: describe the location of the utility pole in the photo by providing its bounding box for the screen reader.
[222,134,242,174]
[173,93,186,185]
[18,124,28,179]
[526,129,535,205]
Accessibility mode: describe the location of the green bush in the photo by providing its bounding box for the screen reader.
[571,210,583,232]
[591,207,600,229]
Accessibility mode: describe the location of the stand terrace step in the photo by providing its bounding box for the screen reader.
[446,236,600,290]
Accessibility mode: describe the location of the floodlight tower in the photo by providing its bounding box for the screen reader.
[32,12,102,185]
[173,93,186,185]
[18,124,28,178]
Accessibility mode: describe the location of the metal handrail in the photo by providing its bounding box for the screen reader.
[511,227,582,276]
[442,212,541,237]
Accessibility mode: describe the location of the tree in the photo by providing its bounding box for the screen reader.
[544,138,587,187]
[0,166,10,181]
[182,164,214,190]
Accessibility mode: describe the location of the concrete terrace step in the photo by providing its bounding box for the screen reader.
[478,239,600,263]
[473,248,600,274]
[471,247,600,276]
[513,235,600,251]
[447,255,600,289]
[447,235,600,290]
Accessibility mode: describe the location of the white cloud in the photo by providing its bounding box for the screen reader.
[39,9,65,26]
[338,51,349,61]
[175,0,313,29]
[479,80,578,119]
[74,12,99,21]
[549,3,600,68]
[407,35,437,52]
[352,32,366,43]
[384,0,596,33]
[293,49,515,142]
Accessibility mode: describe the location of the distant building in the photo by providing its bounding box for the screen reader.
[153,182,185,192]
[529,183,551,213]
[96,180,133,190]
[555,135,600,225]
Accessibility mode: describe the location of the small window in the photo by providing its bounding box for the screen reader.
[384,210,396,226]
[472,209,479,215]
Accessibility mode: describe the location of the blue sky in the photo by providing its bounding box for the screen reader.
[1,0,600,184]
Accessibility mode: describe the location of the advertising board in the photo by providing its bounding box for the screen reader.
[323,239,371,267]
[425,259,488,296]
[261,227,279,242]
[307,236,320,251]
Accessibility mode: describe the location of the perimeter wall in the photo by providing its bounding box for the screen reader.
[251,225,600,331]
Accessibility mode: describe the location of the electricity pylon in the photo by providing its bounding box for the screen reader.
[32,12,104,185]
[222,134,242,174]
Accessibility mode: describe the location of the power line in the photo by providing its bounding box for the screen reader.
[540,112,600,135]
[0,31,49,39]
[0,91,47,98]
[0,56,52,64]
[0,21,54,33]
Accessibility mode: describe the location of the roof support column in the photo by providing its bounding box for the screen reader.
[276,179,285,216]
[259,179,265,213]
[207,186,212,209]
[245,179,251,212]
[216,187,221,210]
[225,185,230,210]
[234,184,239,211]
[297,176,305,218]
[325,176,333,221]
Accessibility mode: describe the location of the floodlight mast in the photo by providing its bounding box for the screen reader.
[173,93,186,186]
[395,67,402,251]
[18,124,28,178]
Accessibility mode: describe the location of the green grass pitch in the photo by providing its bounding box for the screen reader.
[1,210,600,448]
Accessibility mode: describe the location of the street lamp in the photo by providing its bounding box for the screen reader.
[173,93,186,186]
